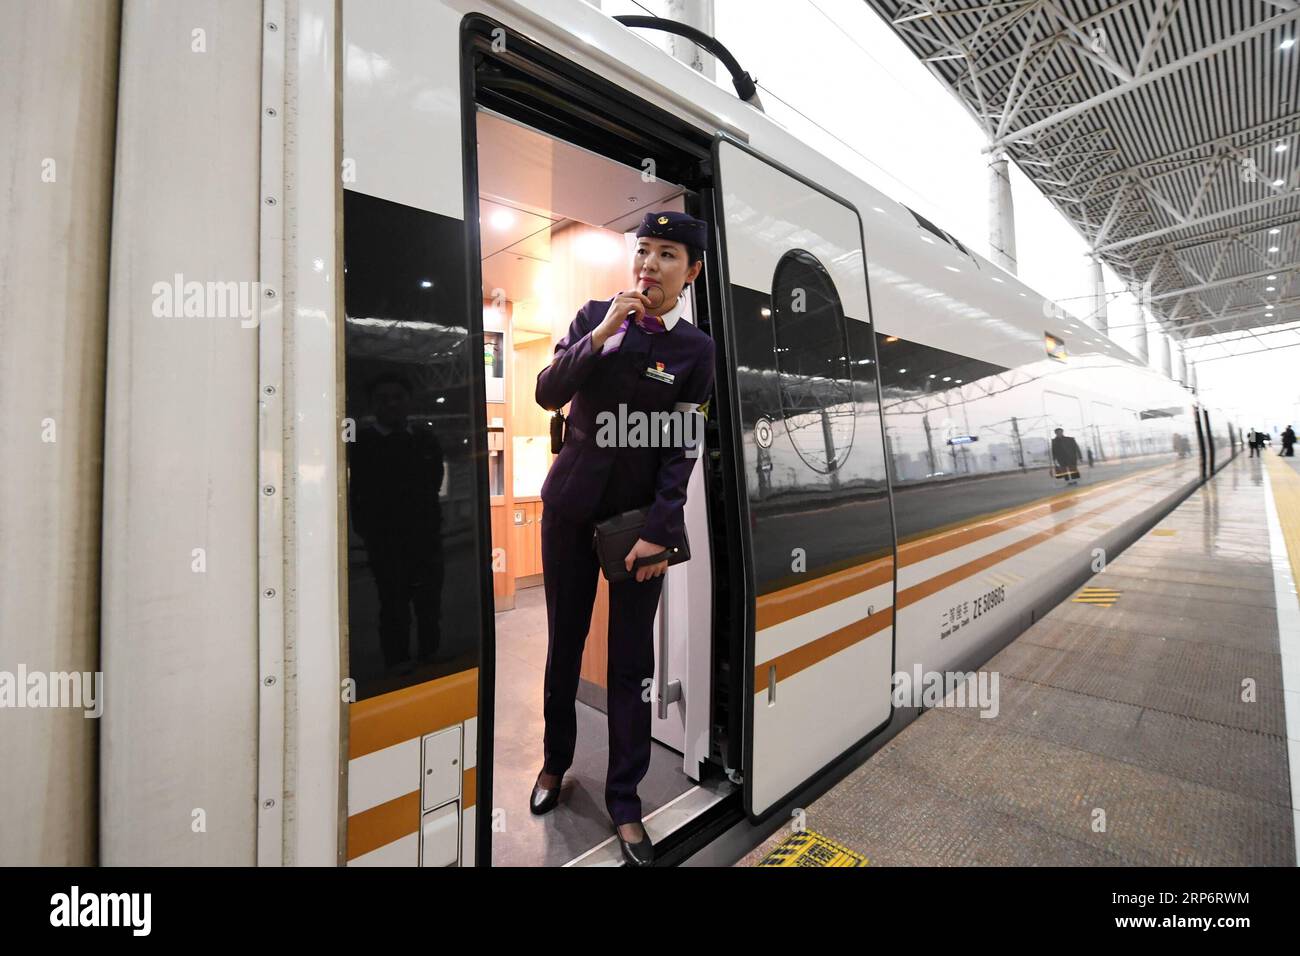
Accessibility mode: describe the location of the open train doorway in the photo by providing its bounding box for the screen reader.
[472,109,723,865]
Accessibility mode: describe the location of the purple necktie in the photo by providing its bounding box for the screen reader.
[601,310,666,356]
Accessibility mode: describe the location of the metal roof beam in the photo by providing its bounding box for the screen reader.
[893,1,1032,25]
[995,5,1050,138]
[984,10,1300,152]
[1094,191,1300,253]
[1175,296,1300,332]
[1149,265,1293,301]
[967,0,1145,80]
[1134,0,1182,75]
[1092,179,1135,246]
[1082,110,1300,187]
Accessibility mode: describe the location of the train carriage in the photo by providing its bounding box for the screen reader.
[5,0,1236,867]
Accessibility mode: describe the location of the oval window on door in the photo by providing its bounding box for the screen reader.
[770,248,855,474]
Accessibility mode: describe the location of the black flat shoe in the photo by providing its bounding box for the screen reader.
[529,775,562,816]
[617,823,654,866]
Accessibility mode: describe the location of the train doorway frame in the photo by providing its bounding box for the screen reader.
[458,14,750,865]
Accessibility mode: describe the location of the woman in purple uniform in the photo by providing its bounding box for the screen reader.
[529,211,716,866]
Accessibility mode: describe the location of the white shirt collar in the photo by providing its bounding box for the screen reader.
[656,295,685,332]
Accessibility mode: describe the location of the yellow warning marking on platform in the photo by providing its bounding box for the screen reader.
[1266,456,1300,598]
[1073,586,1121,607]
[1151,529,1177,536]
[757,829,869,867]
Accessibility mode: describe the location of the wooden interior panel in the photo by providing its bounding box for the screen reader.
[580,575,609,689]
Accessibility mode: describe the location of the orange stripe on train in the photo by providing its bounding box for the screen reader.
[349,668,478,760]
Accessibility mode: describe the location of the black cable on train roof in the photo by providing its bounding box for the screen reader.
[613,14,765,112]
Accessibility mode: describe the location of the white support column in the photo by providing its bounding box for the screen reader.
[1160,330,1173,379]
[665,0,716,83]
[988,150,1018,274]
[1143,315,1159,370]
[1090,258,1109,335]
[1129,284,1150,362]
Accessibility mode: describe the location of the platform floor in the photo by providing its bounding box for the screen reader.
[740,454,1299,866]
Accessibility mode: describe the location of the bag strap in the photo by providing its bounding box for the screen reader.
[632,547,675,568]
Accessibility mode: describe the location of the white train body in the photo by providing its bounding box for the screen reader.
[1,0,1233,865]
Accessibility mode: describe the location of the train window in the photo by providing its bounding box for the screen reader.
[342,190,481,701]
[770,249,855,474]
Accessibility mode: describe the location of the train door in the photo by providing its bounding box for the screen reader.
[457,18,744,865]
[711,135,896,820]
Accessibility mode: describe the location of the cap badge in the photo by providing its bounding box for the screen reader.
[657,216,669,224]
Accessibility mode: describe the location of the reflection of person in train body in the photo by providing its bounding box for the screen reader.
[349,373,445,675]
[1050,427,1082,485]
[531,211,716,866]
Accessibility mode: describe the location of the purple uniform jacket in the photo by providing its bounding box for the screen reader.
[536,297,716,550]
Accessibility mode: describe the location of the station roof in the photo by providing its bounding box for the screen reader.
[863,0,1299,341]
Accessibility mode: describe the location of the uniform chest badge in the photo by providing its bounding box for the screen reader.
[644,361,675,384]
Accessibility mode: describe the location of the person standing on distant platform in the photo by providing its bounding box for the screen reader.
[1283,425,1296,457]
[1051,427,1082,485]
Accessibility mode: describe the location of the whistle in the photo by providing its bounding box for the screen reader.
[641,284,666,311]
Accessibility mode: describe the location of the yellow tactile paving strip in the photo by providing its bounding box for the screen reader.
[1266,456,1300,585]
[756,828,869,867]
